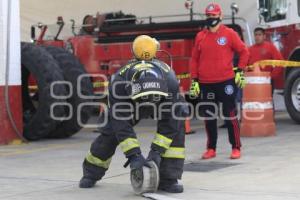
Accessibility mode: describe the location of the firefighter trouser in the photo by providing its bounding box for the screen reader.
[199,78,241,150]
[82,120,185,181]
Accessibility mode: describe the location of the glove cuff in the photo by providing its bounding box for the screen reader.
[150,149,162,155]
[234,67,243,73]
[126,148,142,158]
[151,144,166,154]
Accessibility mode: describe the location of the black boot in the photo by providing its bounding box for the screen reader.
[79,177,97,188]
[158,179,184,193]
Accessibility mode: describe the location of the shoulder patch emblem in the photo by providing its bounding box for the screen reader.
[217,37,227,46]
[225,85,234,95]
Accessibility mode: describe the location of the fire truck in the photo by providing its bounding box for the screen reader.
[21,1,299,140]
[22,2,254,140]
[258,0,300,124]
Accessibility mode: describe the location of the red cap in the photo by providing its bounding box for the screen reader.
[205,3,222,15]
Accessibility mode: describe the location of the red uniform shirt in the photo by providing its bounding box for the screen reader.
[190,25,249,83]
[248,41,283,79]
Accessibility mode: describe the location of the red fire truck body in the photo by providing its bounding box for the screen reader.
[258,0,300,123]
[34,7,248,94]
[31,1,300,124]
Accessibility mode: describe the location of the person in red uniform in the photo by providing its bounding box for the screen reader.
[248,27,283,92]
[189,3,249,159]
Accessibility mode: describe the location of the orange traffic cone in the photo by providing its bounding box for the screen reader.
[185,118,195,135]
[240,67,276,137]
[179,86,195,135]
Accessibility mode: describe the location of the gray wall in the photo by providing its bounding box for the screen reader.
[20,0,259,43]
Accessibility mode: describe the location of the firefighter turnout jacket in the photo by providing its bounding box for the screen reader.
[107,59,185,157]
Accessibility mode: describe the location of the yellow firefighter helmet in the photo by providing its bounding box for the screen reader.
[132,35,159,60]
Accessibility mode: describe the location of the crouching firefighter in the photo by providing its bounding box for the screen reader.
[79,35,188,193]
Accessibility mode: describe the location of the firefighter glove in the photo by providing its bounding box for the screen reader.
[124,153,150,169]
[189,79,200,97]
[234,67,246,89]
[147,149,162,167]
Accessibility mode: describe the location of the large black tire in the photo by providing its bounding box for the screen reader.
[284,69,300,124]
[43,46,94,138]
[21,43,67,140]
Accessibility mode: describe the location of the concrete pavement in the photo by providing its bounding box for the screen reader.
[0,111,299,200]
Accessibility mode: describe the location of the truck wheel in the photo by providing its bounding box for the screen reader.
[21,43,67,140]
[284,69,300,124]
[43,46,94,138]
